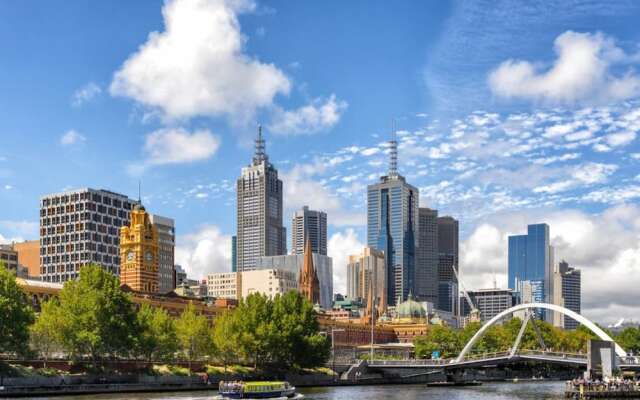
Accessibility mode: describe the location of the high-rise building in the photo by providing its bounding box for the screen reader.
[416,208,438,304]
[149,214,175,293]
[508,223,554,319]
[464,288,514,322]
[0,244,19,273]
[552,260,581,329]
[367,133,419,305]
[231,235,237,272]
[236,126,286,272]
[120,203,159,293]
[346,247,387,313]
[39,188,136,282]
[291,206,327,256]
[13,240,40,278]
[174,264,187,286]
[437,216,459,312]
[298,239,321,305]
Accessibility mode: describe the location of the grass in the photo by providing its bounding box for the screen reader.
[206,364,255,375]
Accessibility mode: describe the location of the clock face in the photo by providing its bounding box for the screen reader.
[127,251,135,262]
[145,251,153,262]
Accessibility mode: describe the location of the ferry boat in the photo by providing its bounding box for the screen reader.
[218,381,301,399]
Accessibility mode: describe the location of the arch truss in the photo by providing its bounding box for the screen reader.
[455,303,626,363]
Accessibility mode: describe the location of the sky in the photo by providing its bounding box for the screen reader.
[1,0,640,324]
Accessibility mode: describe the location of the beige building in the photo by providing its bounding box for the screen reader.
[347,247,387,313]
[207,272,238,299]
[13,240,40,278]
[0,244,19,273]
[240,269,297,299]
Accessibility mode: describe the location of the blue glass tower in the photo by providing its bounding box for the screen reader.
[367,134,419,305]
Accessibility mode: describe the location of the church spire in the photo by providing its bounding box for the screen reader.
[253,124,268,165]
[299,237,320,306]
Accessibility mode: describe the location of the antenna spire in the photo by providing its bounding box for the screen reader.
[253,124,268,165]
[138,181,141,204]
[388,119,398,178]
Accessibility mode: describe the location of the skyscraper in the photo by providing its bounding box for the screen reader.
[39,188,136,282]
[367,133,419,305]
[508,223,554,319]
[291,206,327,256]
[236,126,287,271]
[416,207,438,304]
[149,214,175,293]
[231,235,237,272]
[553,260,581,330]
[437,216,459,313]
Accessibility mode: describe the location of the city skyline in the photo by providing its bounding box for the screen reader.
[1,0,640,323]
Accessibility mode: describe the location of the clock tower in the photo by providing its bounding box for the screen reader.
[120,203,159,293]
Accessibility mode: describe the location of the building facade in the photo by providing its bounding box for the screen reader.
[13,240,40,278]
[231,235,237,272]
[291,206,327,256]
[239,269,298,299]
[298,239,320,305]
[465,288,514,322]
[0,244,19,273]
[553,260,581,329]
[149,214,175,293]
[367,135,419,305]
[40,188,136,282]
[437,216,458,313]
[236,127,286,272]
[206,272,238,299]
[346,247,387,313]
[175,264,187,286]
[416,208,438,304]
[120,204,159,293]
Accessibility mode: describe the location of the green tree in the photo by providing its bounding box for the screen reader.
[0,265,35,355]
[55,264,137,360]
[136,304,178,361]
[30,299,63,366]
[212,310,239,372]
[616,327,640,354]
[176,302,212,369]
[234,293,274,369]
[414,325,460,359]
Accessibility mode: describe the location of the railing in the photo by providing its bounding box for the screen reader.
[367,350,587,367]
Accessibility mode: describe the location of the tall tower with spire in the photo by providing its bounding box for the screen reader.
[366,124,419,305]
[298,237,320,305]
[236,126,287,272]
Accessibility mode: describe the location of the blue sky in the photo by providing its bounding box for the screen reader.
[2,0,640,322]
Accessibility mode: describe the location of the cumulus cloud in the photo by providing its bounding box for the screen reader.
[269,95,348,135]
[460,205,640,324]
[489,31,640,104]
[60,130,86,146]
[175,224,231,280]
[72,82,102,106]
[110,0,290,122]
[142,127,220,165]
[328,228,364,295]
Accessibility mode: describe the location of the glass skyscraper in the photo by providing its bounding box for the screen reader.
[367,135,418,305]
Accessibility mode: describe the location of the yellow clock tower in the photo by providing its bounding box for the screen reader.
[120,203,159,293]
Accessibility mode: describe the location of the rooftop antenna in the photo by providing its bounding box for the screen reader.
[389,119,398,178]
[253,124,267,164]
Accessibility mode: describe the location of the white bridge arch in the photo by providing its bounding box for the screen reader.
[456,302,626,363]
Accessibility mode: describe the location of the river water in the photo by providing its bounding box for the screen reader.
[30,381,566,400]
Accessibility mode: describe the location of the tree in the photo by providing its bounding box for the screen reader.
[234,293,274,369]
[30,299,63,366]
[414,325,460,359]
[212,310,239,372]
[176,302,212,369]
[136,304,178,361]
[616,327,640,355]
[55,264,137,360]
[0,265,34,355]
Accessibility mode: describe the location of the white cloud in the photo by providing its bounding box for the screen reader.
[0,220,38,241]
[60,130,86,146]
[460,205,640,324]
[269,94,347,135]
[328,228,364,295]
[489,31,640,104]
[4,185,12,190]
[175,224,231,280]
[605,131,636,147]
[110,0,290,122]
[72,82,102,106]
[143,127,220,165]
[572,162,617,184]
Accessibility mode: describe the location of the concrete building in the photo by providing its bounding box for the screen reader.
[149,214,175,293]
[552,260,581,329]
[346,247,387,313]
[236,126,286,272]
[367,133,419,304]
[291,206,327,256]
[175,264,187,286]
[39,188,136,282]
[231,235,237,272]
[255,253,333,309]
[13,240,40,278]
[120,204,159,293]
[240,269,298,299]
[207,272,238,299]
[437,216,459,313]
[465,288,514,322]
[0,244,19,273]
[416,207,438,304]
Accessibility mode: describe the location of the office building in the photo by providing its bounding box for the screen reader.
[0,244,19,273]
[255,253,333,310]
[231,235,237,272]
[465,288,514,322]
[508,223,554,320]
[236,126,286,271]
[207,272,238,299]
[120,203,159,293]
[416,207,438,304]
[291,206,327,256]
[13,240,40,278]
[149,214,175,293]
[437,216,459,313]
[39,188,136,282]
[239,269,298,300]
[552,260,581,329]
[346,247,387,313]
[367,133,419,304]
[175,264,187,286]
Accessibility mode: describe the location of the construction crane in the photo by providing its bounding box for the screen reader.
[451,263,481,323]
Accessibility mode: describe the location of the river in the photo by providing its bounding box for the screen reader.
[28,381,566,399]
